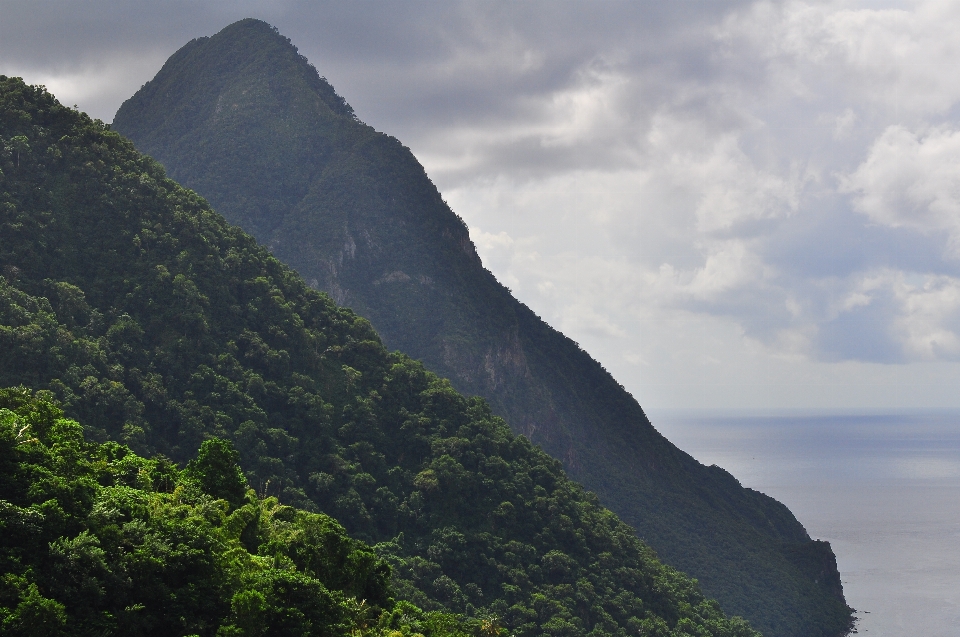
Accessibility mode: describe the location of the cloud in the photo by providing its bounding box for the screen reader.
[12,0,960,407]
[893,272,960,360]
[0,53,171,122]
[557,304,628,340]
[717,0,960,116]
[641,113,807,235]
[842,125,960,257]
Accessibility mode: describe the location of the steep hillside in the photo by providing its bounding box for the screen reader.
[2,385,625,637]
[0,388,424,637]
[0,75,762,637]
[112,19,853,637]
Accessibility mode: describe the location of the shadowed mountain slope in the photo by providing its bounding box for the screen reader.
[0,75,764,637]
[112,19,853,637]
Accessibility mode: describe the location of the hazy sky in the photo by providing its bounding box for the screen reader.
[5,0,960,411]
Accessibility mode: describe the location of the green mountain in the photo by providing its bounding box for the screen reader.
[111,19,853,637]
[0,75,761,636]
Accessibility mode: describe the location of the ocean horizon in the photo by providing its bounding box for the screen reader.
[647,409,960,637]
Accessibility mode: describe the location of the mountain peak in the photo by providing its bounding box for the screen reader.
[221,17,284,36]
[114,17,353,140]
[113,23,855,637]
[113,19,358,239]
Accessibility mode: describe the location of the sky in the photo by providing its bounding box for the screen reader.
[5,0,960,411]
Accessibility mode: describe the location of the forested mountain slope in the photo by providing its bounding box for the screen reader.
[112,19,853,637]
[0,388,433,637]
[0,75,762,637]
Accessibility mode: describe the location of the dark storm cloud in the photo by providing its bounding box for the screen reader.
[10,0,960,407]
[1,0,753,149]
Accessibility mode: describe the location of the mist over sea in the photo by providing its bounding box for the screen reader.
[648,410,960,637]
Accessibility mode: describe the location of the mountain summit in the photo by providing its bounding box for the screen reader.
[113,19,853,636]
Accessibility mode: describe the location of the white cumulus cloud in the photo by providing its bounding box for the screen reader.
[842,125,960,257]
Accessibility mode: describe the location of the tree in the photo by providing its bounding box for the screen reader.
[9,135,29,167]
[184,438,250,509]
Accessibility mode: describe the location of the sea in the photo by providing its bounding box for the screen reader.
[647,410,960,637]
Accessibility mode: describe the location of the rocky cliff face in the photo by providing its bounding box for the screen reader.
[113,19,854,636]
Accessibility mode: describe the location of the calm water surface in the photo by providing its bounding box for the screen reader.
[649,411,960,637]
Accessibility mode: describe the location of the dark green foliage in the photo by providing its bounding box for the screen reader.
[184,438,249,509]
[0,387,474,637]
[111,19,853,637]
[0,76,764,636]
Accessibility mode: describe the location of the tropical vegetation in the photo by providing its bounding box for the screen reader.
[0,76,765,636]
[111,20,854,637]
